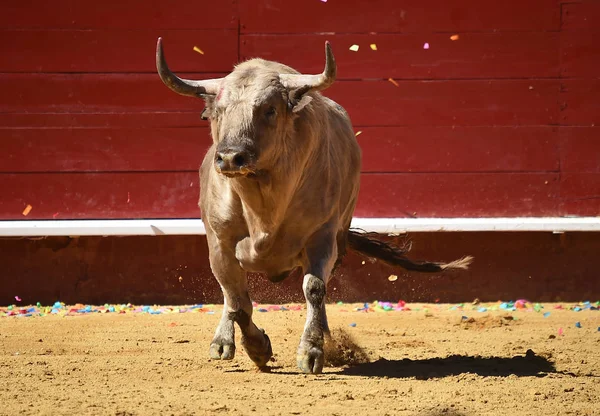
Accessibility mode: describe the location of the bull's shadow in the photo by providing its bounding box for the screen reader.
[338,349,555,379]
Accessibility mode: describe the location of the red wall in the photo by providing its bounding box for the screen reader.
[1,0,599,220]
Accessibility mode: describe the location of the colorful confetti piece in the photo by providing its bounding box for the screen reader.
[388,78,399,87]
[355,131,362,137]
[450,34,460,41]
[193,46,204,55]
[423,42,430,50]
[388,275,398,282]
[370,44,378,51]
[22,204,32,216]
[15,296,21,302]
[349,44,359,52]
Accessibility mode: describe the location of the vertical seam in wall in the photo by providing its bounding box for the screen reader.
[557,0,565,215]
[236,0,241,64]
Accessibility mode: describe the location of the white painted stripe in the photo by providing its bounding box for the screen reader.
[0,217,599,237]
[350,217,600,233]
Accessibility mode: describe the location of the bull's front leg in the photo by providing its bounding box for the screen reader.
[297,230,336,374]
[207,236,273,368]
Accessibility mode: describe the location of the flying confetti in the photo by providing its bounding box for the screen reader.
[193,46,204,55]
[349,44,359,52]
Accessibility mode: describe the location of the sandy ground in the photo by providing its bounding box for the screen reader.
[1,303,599,416]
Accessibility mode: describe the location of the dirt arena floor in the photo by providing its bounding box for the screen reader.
[1,303,599,416]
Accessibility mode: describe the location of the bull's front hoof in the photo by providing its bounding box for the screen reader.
[241,330,273,367]
[209,341,236,360]
[297,346,324,374]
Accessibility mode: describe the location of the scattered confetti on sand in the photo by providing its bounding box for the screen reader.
[1,300,597,318]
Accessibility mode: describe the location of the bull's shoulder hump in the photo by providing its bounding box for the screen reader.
[320,96,349,116]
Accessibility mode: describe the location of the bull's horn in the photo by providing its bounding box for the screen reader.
[156,37,221,97]
[279,41,336,92]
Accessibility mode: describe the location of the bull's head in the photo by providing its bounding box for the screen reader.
[156,38,336,178]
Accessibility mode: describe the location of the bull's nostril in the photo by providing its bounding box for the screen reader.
[216,155,223,163]
[233,154,246,167]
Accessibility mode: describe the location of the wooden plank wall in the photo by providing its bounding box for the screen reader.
[0,0,598,219]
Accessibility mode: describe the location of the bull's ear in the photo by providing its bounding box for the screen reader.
[200,107,210,120]
[291,95,313,113]
[199,94,215,120]
[288,87,313,113]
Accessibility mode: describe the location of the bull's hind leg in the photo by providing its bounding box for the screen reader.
[207,236,272,367]
[297,228,337,374]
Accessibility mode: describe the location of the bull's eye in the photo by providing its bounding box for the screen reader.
[265,106,277,119]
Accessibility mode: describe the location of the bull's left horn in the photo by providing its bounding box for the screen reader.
[156,37,222,97]
[279,41,337,92]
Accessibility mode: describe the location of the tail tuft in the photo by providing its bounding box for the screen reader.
[439,256,473,270]
[347,229,472,273]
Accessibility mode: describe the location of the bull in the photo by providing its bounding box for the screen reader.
[156,38,471,374]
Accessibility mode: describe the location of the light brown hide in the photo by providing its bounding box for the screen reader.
[199,59,360,282]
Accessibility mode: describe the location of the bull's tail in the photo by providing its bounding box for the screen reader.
[347,229,472,272]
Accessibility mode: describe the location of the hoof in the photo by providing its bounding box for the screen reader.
[297,346,324,374]
[242,330,273,367]
[209,341,236,360]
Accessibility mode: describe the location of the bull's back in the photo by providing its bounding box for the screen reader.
[291,95,360,232]
[322,96,361,223]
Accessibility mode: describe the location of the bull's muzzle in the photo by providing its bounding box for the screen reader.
[215,149,255,177]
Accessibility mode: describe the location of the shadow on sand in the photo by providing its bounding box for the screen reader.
[338,349,555,379]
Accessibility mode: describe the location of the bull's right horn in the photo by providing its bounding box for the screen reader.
[279,41,337,92]
[156,37,222,97]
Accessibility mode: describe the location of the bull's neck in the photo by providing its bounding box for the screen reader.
[231,167,295,237]
[230,125,318,243]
